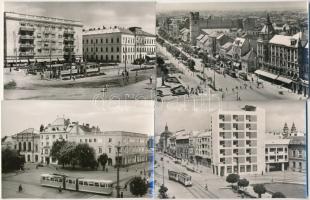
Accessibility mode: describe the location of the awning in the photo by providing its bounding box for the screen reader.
[276,76,292,84]
[255,70,277,80]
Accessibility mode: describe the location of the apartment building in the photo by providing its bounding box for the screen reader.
[82,26,156,64]
[211,105,266,176]
[194,131,212,167]
[4,12,83,66]
[288,136,306,172]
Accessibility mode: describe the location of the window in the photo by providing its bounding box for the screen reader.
[106,38,108,43]
[109,148,112,153]
[84,182,88,186]
[109,138,112,142]
[111,38,113,43]
[99,147,102,154]
[94,138,96,142]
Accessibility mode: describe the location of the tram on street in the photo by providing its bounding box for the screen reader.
[40,173,113,195]
[168,170,192,186]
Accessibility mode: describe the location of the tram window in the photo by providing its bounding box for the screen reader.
[84,182,88,186]
[46,177,50,181]
[89,182,94,186]
[100,183,105,187]
[51,178,54,181]
[79,181,83,185]
[69,180,72,184]
[42,177,45,180]
[95,182,99,187]
[72,181,75,184]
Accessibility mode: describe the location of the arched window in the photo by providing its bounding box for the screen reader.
[23,142,26,151]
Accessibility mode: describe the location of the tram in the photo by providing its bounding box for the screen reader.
[40,173,113,195]
[168,170,192,186]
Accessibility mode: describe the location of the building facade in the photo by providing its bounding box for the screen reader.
[265,139,290,172]
[82,27,155,64]
[211,105,266,176]
[12,128,40,163]
[4,12,83,66]
[288,136,306,172]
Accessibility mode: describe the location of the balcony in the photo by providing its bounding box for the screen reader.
[64,37,75,42]
[20,35,34,40]
[19,52,35,56]
[64,30,75,35]
[20,26,35,32]
[19,44,34,48]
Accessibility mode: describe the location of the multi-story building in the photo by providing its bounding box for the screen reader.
[4,12,83,66]
[211,105,265,177]
[189,12,242,45]
[265,139,290,172]
[256,14,308,96]
[288,136,306,172]
[175,131,190,160]
[40,117,71,164]
[194,131,212,167]
[82,26,155,64]
[12,128,40,163]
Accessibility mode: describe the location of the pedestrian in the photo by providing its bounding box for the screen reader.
[18,184,23,192]
[120,192,123,198]
[58,186,62,193]
[150,76,153,84]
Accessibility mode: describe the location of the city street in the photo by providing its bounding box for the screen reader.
[154,152,240,199]
[2,163,151,198]
[4,64,155,100]
[157,37,307,102]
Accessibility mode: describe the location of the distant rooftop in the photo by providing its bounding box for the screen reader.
[83,26,155,37]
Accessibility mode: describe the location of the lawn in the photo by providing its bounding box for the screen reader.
[264,183,307,198]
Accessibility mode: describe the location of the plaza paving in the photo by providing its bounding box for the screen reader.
[4,64,155,100]
[2,163,152,198]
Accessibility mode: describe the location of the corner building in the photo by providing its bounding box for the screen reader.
[4,12,83,65]
[82,27,156,63]
[211,106,265,176]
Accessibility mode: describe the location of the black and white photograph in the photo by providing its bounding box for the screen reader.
[156,1,309,102]
[1,100,154,198]
[4,1,156,100]
[154,100,307,199]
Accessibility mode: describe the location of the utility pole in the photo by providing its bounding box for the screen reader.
[116,142,121,198]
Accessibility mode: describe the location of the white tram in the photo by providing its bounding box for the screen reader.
[40,174,113,195]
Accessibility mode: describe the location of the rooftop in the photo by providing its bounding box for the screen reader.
[265,139,290,145]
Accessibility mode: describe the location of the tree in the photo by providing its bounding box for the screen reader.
[75,143,97,169]
[158,184,168,199]
[238,178,249,190]
[58,142,77,168]
[2,148,25,172]
[226,174,240,187]
[272,192,286,198]
[129,177,148,197]
[97,153,108,171]
[253,184,267,198]
[40,124,45,132]
[50,140,67,162]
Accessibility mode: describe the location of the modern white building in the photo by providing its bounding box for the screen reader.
[265,139,290,172]
[82,26,156,63]
[211,105,266,176]
[4,12,83,66]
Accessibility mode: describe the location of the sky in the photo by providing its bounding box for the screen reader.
[157,1,307,13]
[4,1,156,34]
[155,101,306,135]
[2,100,154,136]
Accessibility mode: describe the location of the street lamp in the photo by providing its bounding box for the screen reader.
[115,141,121,198]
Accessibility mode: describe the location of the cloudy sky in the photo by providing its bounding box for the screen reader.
[2,101,154,136]
[155,101,306,135]
[157,0,307,12]
[5,1,156,34]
